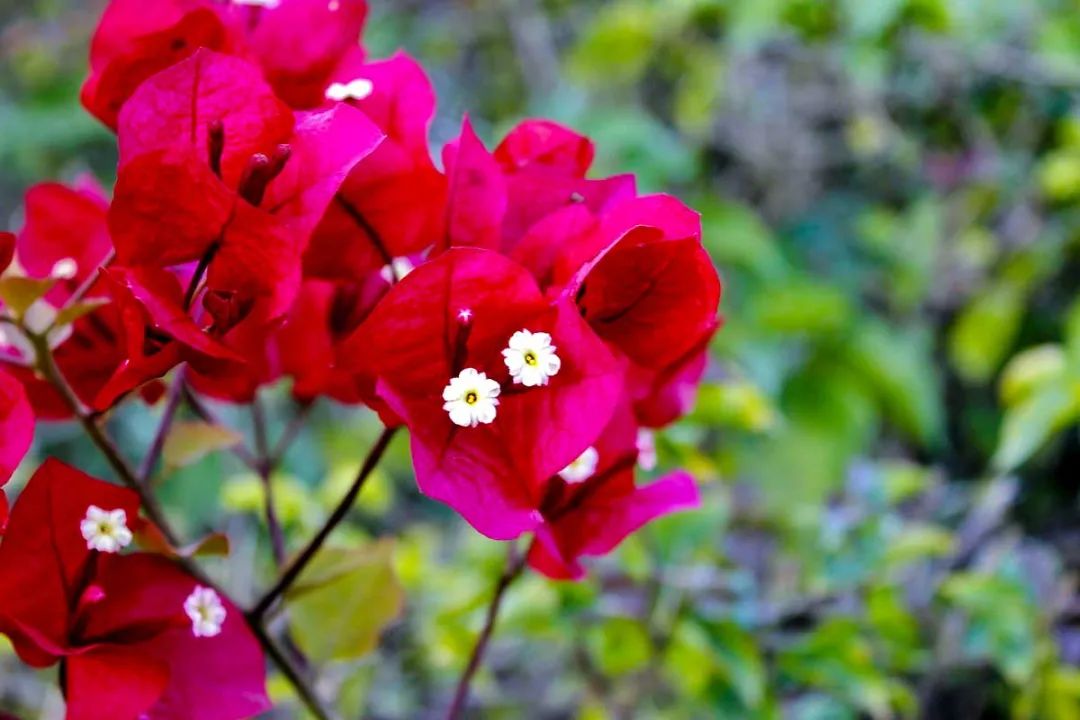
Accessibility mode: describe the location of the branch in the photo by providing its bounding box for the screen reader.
[252,396,286,566]
[250,426,398,618]
[446,544,527,720]
[31,332,180,546]
[270,399,313,467]
[137,367,188,486]
[182,386,261,471]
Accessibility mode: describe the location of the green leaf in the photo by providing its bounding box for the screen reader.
[846,321,943,448]
[702,620,766,708]
[51,298,110,330]
[0,276,56,317]
[999,344,1067,408]
[993,379,1080,473]
[162,421,243,469]
[883,524,954,570]
[948,282,1025,383]
[286,540,404,662]
[750,280,853,335]
[586,616,652,676]
[569,2,660,84]
[691,381,777,432]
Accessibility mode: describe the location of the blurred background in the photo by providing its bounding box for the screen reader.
[2,0,1080,718]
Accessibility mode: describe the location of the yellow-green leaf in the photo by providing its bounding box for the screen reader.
[286,540,404,662]
[0,276,56,317]
[51,298,110,330]
[163,421,243,469]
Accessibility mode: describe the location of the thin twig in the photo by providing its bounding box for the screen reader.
[252,396,286,566]
[446,545,527,720]
[31,332,179,545]
[137,367,188,486]
[182,386,261,471]
[250,426,398,618]
[270,400,313,467]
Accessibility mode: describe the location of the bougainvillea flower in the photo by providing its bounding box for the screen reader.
[219,0,369,108]
[557,197,721,425]
[0,368,33,485]
[344,248,622,539]
[82,0,368,126]
[15,177,113,295]
[306,50,445,281]
[93,268,244,410]
[526,404,700,580]
[109,49,384,327]
[81,0,234,129]
[186,270,393,407]
[1,181,126,419]
[276,274,391,405]
[439,118,635,254]
[0,459,269,720]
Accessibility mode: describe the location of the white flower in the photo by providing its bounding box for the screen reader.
[379,257,415,283]
[559,447,599,484]
[325,78,375,102]
[442,368,501,427]
[502,330,561,387]
[0,299,73,364]
[637,429,657,471]
[184,586,227,638]
[80,506,133,553]
[51,258,78,280]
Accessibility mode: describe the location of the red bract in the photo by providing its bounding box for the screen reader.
[186,271,395,409]
[1,181,125,419]
[440,118,636,254]
[0,460,268,720]
[277,275,390,405]
[82,0,367,127]
[0,232,14,274]
[109,49,384,327]
[561,197,721,425]
[527,406,700,580]
[440,119,721,427]
[345,248,622,539]
[0,368,33,485]
[93,268,243,409]
[15,176,112,300]
[82,0,234,129]
[220,0,368,108]
[306,51,445,281]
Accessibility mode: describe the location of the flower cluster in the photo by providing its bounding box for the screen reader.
[0,461,267,719]
[0,0,722,715]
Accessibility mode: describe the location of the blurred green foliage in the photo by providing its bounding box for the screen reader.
[2,0,1080,718]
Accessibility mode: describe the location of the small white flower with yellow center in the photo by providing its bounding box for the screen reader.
[442,368,500,427]
[184,586,227,638]
[559,447,599,484]
[80,506,133,553]
[325,77,375,102]
[502,330,561,387]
